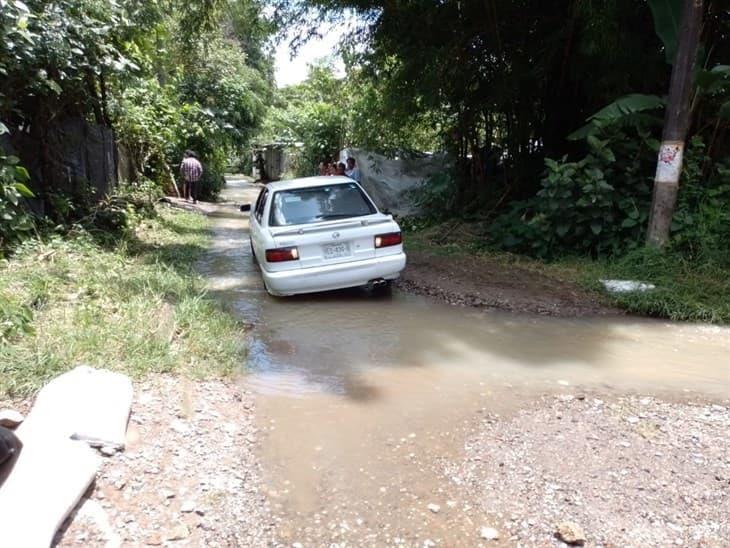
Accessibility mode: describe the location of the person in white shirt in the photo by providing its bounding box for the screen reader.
[345,157,361,182]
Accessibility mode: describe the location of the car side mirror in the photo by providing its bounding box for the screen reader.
[240,204,251,212]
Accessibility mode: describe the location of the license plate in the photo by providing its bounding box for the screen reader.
[322,242,351,259]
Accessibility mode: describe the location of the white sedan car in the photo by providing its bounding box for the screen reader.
[244,176,406,296]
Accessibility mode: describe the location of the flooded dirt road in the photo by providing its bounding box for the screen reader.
[199,177,730,546]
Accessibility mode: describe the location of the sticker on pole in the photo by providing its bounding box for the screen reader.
[655,142,683,183]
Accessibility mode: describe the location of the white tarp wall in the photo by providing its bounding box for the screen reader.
[340,148,448,217]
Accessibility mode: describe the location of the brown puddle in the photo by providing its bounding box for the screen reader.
[198,177,730,545]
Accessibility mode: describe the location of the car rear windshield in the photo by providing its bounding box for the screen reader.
[269,183,377,227]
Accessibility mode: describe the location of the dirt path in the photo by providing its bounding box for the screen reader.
[398,249,618,317]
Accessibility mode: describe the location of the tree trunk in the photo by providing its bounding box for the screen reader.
[646,0,704,248]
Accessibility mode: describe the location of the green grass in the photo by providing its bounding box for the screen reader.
[0,206,246,398]
[403,221,730,324]
[577,248,730,324]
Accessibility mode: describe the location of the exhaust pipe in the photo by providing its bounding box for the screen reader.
[366,278,388,291]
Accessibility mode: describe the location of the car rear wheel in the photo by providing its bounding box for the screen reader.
[379,280,394,294]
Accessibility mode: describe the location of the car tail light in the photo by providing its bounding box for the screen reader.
[266,247,299,262]
[374,232,402,248]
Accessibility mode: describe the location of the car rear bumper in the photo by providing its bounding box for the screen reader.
[262,252,406,296]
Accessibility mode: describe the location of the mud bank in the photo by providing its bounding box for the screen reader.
[398,249,618,317]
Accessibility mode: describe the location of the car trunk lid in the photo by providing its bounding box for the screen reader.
[269,215,393,269]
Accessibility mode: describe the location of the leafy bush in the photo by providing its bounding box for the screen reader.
[489,129,727,261]
[0,155,35,253]
[35,180,162,248]
[114,36,270,199]
[114,82,229,200]
[113,80,182,189]
[260,62,442,176]
[116,178,165,206]
[670,143,730,267]
[173,37,269,194]
[489,129,655,258]
[231,153,253,176]
[412,172,458,218]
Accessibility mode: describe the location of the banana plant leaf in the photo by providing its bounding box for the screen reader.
[567,94,666,141]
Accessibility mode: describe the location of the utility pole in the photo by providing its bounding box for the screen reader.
[646,0,703,248]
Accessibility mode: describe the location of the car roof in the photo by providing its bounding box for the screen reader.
[264,176,357,192]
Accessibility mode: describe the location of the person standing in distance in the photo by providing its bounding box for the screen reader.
[180,150,203,203]
[345,157,361,182]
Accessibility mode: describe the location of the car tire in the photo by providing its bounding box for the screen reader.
[378,280,394,295]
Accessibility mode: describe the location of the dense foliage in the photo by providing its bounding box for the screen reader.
[260,60,438,176]
[0,0,275,251]
[490,131,730,262]
[0,155,36,251]
[261,62,347,174]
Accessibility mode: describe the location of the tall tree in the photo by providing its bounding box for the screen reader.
[646,0,704,248]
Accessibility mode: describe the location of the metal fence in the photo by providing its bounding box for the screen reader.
[2,117,131,201]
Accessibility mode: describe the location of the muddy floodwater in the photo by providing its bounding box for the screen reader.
[198,177,730,545]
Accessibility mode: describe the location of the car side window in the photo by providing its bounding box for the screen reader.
[253,189,264,216]
[255,189,268,224]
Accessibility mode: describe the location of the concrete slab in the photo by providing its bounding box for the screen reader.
[0,432,99,547]
[0,366,133,546]
[22,365,133,450]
